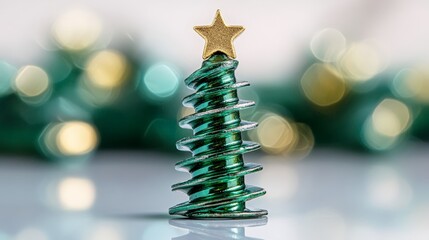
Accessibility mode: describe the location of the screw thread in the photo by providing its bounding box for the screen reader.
[170,53,266,218]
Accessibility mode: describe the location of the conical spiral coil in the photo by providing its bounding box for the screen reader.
[169,53,267,218]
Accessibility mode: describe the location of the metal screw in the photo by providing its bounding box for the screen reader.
[169,53,267,218]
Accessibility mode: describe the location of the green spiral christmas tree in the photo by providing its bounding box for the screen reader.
[169,10,267,218]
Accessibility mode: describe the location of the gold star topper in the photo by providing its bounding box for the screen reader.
[194,10,245,59]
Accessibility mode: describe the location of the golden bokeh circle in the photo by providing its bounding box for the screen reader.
[56,121,98,156]
[257,114,295,154]
[339,42,384,82]
[15,65,50,97]
[85,50,129,90]
[301,63,346,107]
[393,67,429,104]
[371,99,411,137]
[52,9,102,51]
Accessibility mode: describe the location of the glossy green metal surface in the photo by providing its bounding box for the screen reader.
[169,53,267,218]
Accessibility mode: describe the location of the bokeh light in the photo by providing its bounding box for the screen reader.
[292,123,315,157]
[363,99,411,151]
[142,64,179,99]
[41,121,99,159]
[256,113,296,154]
[301,63,347,107]
[311,28,346,63]
[78,50,130,106]
[367,166,413,210]
[372,99,411,137]
[58,177,96,211]
[392,67,429,104]
[362,122,397,151]
[249,111,314,156]
[85,50,129,90]
[15,228,48,240]
[14,65,51,103]
[57,121,99,156]
[340,42,385,82]
[0,61,17,97]
[52,9,102,51]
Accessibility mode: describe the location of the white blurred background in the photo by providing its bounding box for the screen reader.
[2,0,429,82]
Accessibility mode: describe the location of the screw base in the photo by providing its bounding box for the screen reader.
[181,208,268,219]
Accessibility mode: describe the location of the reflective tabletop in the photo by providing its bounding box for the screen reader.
[1,144,429,240]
